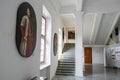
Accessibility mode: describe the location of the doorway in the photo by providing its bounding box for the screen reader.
[84,47,92,76]
[84,47,92,64]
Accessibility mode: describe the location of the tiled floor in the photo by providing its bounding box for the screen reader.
[53,64,120,80]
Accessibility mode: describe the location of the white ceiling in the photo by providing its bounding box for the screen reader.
[59,0,77,7]
[60,14,75,27]
[53,0,120,45]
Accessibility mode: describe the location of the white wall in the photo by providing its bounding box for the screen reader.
[43,0,62,80]
[0,0,42,80]
[0,0,62,80]
[92,47,104,64]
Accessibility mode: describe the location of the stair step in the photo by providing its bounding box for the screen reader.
[57,68,75,71]
[58,65,75,67]
[58,59,75,62]
[58,64,75,66]
[61,57,75,58]
[57,67,75,69]
[56,73,74,76]
[60,59,75,61]
[61,59,75,60]
[57,70,75,73]
[62,55,75,56]
[57,69,75,71]
[59,62,75,65]
[59,61,75,63]
[56,43,75,76]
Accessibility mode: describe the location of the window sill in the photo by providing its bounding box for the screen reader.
[40,63,50,70]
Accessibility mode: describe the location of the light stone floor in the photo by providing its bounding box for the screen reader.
[52,64,120,80]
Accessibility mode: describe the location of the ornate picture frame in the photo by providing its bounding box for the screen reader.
[16,2,37,57]
[68,30,75,39]
[53,33,58,56]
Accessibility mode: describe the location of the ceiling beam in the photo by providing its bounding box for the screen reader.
[83,0,120,13]
[90,13,103,44]
[76,0,83,11]
[84,45,105,47]
[104,13,120,44]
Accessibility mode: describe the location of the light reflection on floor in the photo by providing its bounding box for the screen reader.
[53,64,120,80]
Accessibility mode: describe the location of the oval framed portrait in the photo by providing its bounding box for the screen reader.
[62,28,64,41]
[16,2,37,57]
[53,33,58,56]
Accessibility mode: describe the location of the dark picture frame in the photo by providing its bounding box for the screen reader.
[53,33,58,56]
[115,27,118,36]
[16,2,37,57]
[62,28,64,41]
[68,30,75,39]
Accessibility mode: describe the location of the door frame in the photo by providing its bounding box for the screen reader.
[84,47,92,64]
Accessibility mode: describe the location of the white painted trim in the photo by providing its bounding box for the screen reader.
[104,13,120,44]
[84,45,106,47]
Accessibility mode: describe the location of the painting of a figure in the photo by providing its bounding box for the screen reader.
[68,30,75,39]
[16,2,36,57]
[53,33,58,56]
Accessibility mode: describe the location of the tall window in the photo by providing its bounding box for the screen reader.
[40,17,46,63]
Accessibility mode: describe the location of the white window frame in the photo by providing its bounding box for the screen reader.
[40,16,46,63]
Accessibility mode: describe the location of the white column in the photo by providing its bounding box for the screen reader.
[75,11,84,76]
[104,47,106,67]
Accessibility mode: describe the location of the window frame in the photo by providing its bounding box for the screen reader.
[40,16,46,63]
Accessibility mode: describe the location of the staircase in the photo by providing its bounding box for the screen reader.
[56,43,75,76]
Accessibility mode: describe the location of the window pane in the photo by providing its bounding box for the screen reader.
[41,38,45,49]
[40,49,44,54]
[41,38,44,44]
[40,49,44,62]
[40,17,46,63]
[41,17,46,35]
[40,56,44,62]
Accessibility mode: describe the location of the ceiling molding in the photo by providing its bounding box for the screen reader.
[104,13,120,44]
[84,45,106,47]
[91,13,103,44]
[83,13,96,45]
[89,14,97,44]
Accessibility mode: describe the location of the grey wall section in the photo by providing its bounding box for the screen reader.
[92,47,104,64]
[0,0,42,80]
